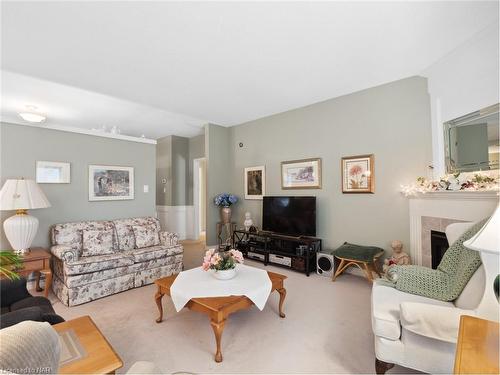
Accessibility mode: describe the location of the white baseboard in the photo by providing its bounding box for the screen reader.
[156,205,195,240]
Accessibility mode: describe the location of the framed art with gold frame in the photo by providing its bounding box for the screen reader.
[281,158,322,189]
[341,154,374,193]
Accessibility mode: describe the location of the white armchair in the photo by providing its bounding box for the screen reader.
[371,222,496,374]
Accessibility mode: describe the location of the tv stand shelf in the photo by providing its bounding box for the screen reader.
[232,230,322,276]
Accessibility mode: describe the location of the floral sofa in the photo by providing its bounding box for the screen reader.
[50,217,182,306]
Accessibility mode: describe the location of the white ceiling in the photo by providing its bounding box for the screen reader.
[1,1,499,139]
[0,71,206,139]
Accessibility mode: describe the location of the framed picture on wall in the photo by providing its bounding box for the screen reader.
[341,154,375,193]
[244,166,265,199]
[88,165,134,201]
[36,161,71,183]
[281,158,322,189]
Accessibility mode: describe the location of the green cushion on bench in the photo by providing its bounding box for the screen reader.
[334,242,384,262]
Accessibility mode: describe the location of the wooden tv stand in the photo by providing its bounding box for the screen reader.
[232,230,322,276]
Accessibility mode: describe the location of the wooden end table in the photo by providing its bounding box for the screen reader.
[454,315,499,374]
[14,247,53,297]
[54,316,123,374]
[154,271,287,363]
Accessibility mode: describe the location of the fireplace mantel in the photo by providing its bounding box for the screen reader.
[409,191,498,201]
[408,191,498,265]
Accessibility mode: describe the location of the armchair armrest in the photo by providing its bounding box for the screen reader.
[400,302,475,343]
[159,231,179,246]
[51,245,79,263]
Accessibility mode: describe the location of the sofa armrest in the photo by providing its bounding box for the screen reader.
[400,302,474,343]
[159,231,179,246]
[51,245,79,263]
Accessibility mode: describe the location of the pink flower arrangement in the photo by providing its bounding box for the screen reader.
[202,249,244,271]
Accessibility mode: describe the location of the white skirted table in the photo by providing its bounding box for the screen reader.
[154,265,287,363]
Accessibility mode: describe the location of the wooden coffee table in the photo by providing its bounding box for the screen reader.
[154,270,287,363]
[54,316,123,374]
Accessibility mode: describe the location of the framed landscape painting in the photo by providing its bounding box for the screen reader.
[281,158,322,189]
[244,166,265,199]
[341,154,374,193]
[88,165,134,201]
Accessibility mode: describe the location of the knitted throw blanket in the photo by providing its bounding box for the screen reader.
[387,220,485,302]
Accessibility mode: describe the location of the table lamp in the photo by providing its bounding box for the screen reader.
[0,178,51,254]
[463,204,500,321]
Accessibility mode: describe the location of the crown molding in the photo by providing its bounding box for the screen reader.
[1,120,157,144]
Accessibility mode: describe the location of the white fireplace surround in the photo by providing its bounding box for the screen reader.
[409,191,498,266]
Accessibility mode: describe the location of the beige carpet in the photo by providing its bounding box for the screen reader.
[44,253,418,374]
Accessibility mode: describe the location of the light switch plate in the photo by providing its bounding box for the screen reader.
[143,185,149,193]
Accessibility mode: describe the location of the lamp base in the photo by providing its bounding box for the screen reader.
[3,212,39,253]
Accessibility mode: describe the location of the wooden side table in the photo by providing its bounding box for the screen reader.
[17,247,52,298]
[54,316,123,374]
[454,315,499,374]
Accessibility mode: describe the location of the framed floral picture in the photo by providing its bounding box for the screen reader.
[341,154,374,193]
[281,158,322,189]
[88,165,134,201]
[244,166,265,199]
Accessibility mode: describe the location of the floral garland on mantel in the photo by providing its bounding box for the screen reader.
[401,173,499,197]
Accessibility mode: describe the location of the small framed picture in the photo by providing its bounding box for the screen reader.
[341,154,375,193]
[36,161,71,183]
[244,166,265,199]
[89,165,134,201]
[281,158,322,189]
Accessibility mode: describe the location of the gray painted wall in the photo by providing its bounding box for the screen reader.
[188,134,205,205]
[156,136,172,206]
[205,124,231,246]
[0,123,156,249]
[156,134,205,206]
[228,76,432,251]
[171,136,189,206]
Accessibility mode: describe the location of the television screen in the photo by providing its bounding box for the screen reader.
[262,196,316,237]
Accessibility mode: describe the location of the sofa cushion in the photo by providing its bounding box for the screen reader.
[371,281,453,341]
[334,242,384,262]
[127,245,183,263]
[82,229,115,257]
[51,220,116,252]
[113,217,161,251]
[133,224,160,249]
[63,253,134,275]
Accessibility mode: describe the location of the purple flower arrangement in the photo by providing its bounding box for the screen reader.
[214,193,238,207]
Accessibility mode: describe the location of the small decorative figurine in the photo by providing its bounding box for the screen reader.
[244,212,253,232]
[383,240,411,273]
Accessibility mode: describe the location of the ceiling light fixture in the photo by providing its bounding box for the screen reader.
[18,105,46,123]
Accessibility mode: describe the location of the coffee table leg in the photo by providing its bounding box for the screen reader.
[210,318,226,363]
[155,287,164,323]
[277,288,286,318]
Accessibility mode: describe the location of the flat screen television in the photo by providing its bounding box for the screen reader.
[262,196,316,237]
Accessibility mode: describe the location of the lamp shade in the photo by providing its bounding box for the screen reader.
[464,204,500,254]
[0,179,51,210]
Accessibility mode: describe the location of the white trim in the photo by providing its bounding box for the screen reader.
[193,158,206,240]
[157,205,195,240]
[3,121,157,144]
